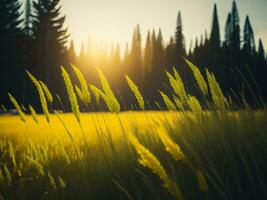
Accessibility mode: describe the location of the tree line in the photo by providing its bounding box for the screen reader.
[0,0,266,110]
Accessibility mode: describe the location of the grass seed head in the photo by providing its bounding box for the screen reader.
[61,66,80,123]
[26,71,50,123]
[126,75,145,110]
[129,135,184,200]
[8,93,26,123]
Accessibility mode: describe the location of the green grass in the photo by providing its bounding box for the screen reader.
[0,111,266,200]
[0,60,266,200]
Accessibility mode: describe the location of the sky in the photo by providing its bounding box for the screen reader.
[25,0,267,53]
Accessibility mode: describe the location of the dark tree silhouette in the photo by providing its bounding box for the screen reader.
[113,43,121,68]
[165,37,176,71]
[258,39,265,60]
[144,31,152,76]
[1,0,267,109]
[224,13,232,47]
[230,1,241,52]
[24,0,32,37]
[32,0,69,91]
[68,40,77,65]
[150,29,165,96]
[129,25,142,84]
[243,16,255,55]
[0,0,23,105]
[210,4,220,49]
[175,11,186,56]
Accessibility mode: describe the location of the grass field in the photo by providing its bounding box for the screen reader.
[0,111,266,200]
[0,60,267,199]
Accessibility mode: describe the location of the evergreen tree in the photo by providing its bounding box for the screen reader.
[156,28,165,69]
[129,25,142,83]
[188,39,193,60]
[258,39,265,59]
[243,16,255,55]
[114,43,121,67]
[224,13,232,47]
[68,40,77,64]
[175,11,186,55]
[0,0,23,105]
[174,11,188,88]
[210,4,220,49]
[32,0,69,90]
[200,34,204,48]
[144,31,152,74]
[24,0,32,36]
[149,28,165,96]
[123,42,129,66]
[204,30,209,46]
[165,37,176,70]
[230,1,240,51]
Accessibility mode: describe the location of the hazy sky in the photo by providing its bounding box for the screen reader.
[25,0,267,53]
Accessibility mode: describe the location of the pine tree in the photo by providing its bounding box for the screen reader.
[200,34,204,48]
[210,4,220,49]
[188,39,193,59]
[156,28,165,69]
[258,39,265,59]
[123,42,129,66]
[0,0,23,62]
[68,40,77,64]
[0,0,23,105]
[243,16,255,55]
[204,30,209,46]
[24,0,32,36]
[150,29,165,95]
[114,43,121,67]
[129,25,142,83]
[230,0,240,51]
[144,31,152,74]
[224,13,232,47]
[32,0,69,88]
[175,11,186,56]
[165,37,176,70]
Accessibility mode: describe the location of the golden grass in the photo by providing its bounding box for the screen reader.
[0,112,179,143]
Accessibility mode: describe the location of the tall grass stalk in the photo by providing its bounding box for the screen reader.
[125,75,145,110]
[195,169,209,193]
[187,96,202,115]
[172,68,188,104]
[90,84,117,112]
[25,156,44,177]
[157,127,185,161]
[56,94,65,112]
[185,59,208,96]
[61,66,80,123]
[159,91,176,111]
[129,135,184,200]
[61,67,88,147]
[39,81,53,103]
[29,105,39,124]
[54,111,80,159]
[96,68,120,112]
[72,64,91,106]
[8,93,26,123]
[26,71,50,123]
[75,85,84,104]
[1,104,7,112]
[206,68,228,110]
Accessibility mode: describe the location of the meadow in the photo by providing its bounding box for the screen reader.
[0,60,266,200]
